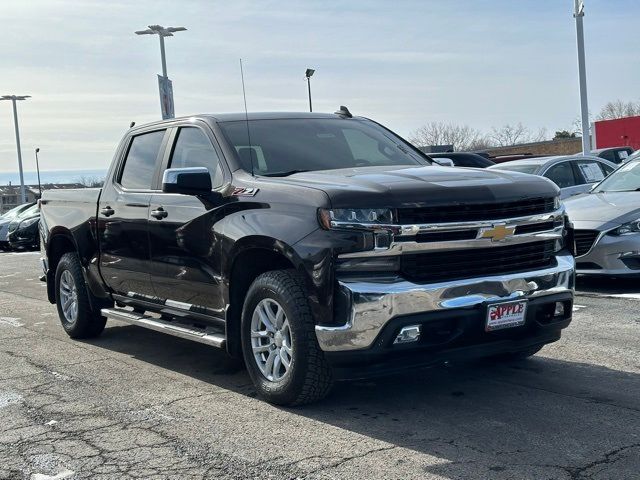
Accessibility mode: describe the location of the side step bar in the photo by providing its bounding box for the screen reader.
[101,308,226,349]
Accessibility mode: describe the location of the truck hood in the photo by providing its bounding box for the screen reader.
[564,191,640,228]
[275,165,559,208]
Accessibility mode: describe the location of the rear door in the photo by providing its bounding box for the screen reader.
[543,161,582,199]
[147,122,228,318]
[98,128,169,299]
[572,159,607,195]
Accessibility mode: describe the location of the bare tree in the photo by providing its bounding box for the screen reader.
[489,123,548,147]
[409,122,489,151]
[597,100,640,120]
[76,176,105,188]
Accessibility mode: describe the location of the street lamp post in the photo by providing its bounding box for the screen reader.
[305,68,315,112]
[0,95,30,204]
[35,148,42,199]
[574,0,590,155]
[135,24,187,119]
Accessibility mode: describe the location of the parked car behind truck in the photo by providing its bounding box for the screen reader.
[488,155,616,199]
[40,111,575,405]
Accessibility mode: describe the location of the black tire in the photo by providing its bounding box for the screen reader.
[55,252,107,339]
[241,270,333,406]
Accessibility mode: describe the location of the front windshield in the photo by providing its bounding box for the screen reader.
[1,203,32,220]
[490,164,540,175]
[219,118,427,176]
[593,160,640,192]
[16,204,39,219]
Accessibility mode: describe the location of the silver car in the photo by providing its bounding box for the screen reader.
[564,159,640,276]
[488,155,617,199]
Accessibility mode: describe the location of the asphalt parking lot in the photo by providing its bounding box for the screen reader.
[0,252,638,479]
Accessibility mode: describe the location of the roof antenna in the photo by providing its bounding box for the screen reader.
[239,58,255,176]
[335,105,352,118]
[129,121,136,128]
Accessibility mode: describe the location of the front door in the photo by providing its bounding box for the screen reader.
[98,128,168,299]
[147,124,228,318]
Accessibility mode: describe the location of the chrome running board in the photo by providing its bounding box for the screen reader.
[101,307,226,348]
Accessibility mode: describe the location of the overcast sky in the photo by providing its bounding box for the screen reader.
[1,0,638,175]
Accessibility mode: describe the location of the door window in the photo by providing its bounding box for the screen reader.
[169,127,223,187]
[120,130,166,190]
[575,161,606,184]
[599,162,615,176]
[545,162,577,188]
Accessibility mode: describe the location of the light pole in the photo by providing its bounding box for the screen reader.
[574,0,590,155]
[305,68,315,112]
[0,95,30,204]
[35,148,42,199]
[135,24,187,119]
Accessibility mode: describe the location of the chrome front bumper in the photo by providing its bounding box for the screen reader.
[315,252,575,352]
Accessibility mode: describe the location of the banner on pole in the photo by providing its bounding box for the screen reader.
[158,75,175,120]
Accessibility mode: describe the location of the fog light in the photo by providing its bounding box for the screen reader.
[554,302,565,317]
[394,325,421,344]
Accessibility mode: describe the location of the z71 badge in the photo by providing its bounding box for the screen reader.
[232,187,259,197]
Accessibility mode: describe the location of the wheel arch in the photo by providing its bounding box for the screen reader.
[45,230,79,303]
[224,237,305,358]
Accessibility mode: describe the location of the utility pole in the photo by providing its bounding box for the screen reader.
[0,95,30,204]
[574,0,590,155]
[305,68,315,112]
[135,25,187,119]
[35,148,42,198]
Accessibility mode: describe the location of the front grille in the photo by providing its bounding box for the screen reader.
[514,221,556,235]
[414,230,477,243]
[397,197,556,224]
[400,240,557,283]
[573,229,600,256]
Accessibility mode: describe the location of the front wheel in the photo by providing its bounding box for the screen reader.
[241,270,333,406]
[55,252,106,339]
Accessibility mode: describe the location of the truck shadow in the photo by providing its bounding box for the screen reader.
[91,324,640,478]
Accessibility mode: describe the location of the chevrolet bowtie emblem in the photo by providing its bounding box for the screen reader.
[480,224,515,242]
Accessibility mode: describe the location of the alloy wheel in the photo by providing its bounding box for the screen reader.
[250,298,293,381]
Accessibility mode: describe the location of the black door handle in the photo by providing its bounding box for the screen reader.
[150,207,168,220]
[100,206,115,217]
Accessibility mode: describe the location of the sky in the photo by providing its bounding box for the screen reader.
[1,0,638,176]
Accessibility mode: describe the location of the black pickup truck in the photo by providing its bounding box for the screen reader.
[40,110,575,405]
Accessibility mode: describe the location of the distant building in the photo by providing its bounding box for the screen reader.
[593,116,640,151]
[0,183,85,214]
[475,137,583,158]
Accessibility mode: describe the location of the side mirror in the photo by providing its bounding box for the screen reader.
[433,158,455,167]
[162,167,212,196]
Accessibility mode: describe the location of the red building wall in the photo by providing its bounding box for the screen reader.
[594,116,640,150]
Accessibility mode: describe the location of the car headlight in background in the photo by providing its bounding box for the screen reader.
[609,219,640,236]
[19,217,39,229]
[318,208,395,230]
[554,196,561,210]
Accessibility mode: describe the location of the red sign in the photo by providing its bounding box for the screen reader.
[593,116,640,150]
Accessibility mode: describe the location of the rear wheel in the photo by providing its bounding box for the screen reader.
[241,270,333,406]
[55,252,106,339]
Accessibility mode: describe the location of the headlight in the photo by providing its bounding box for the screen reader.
[554,196,561,210]
[609,219,640,236]
[318,208,394,230]
[19,217,39,229]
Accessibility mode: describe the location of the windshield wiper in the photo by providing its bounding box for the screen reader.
[260,170,310,177]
